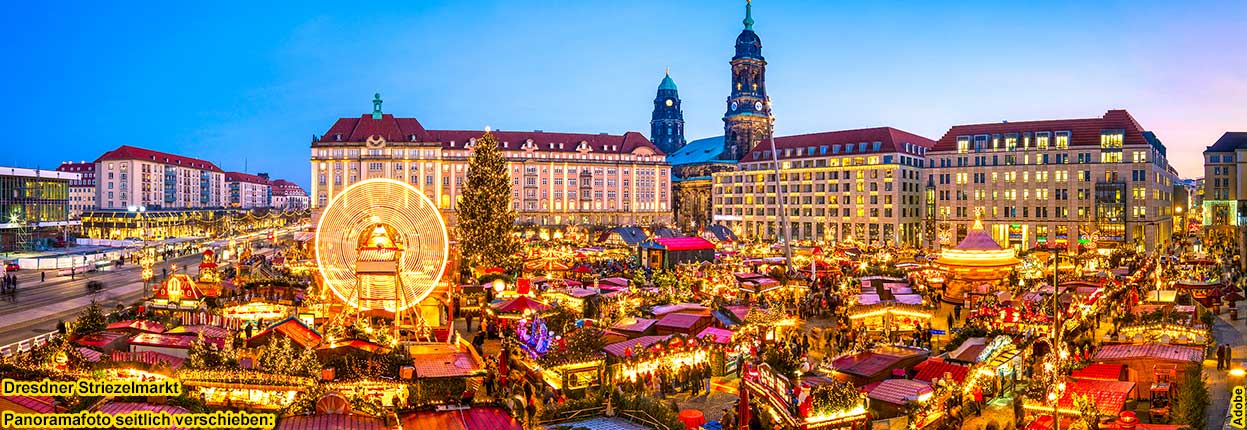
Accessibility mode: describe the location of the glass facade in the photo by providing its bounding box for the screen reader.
[0,173,70,225]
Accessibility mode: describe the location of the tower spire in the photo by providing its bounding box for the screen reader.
[372,93,383,119]
[743,0,754,30]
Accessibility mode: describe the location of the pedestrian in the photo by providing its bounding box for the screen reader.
[1228,344,1235,370]
[41,271,45,282]
[954,304,962,320]
[1217,344,1226,370]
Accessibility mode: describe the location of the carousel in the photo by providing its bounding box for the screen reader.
[933,218,1020,304]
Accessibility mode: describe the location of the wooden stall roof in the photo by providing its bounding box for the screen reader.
[73,331,128,349]
[402,407,521,430]
[106,319,167,334]
[655,313,706,331]
[277,414,387,430]
[1071,363,1125,381]
[612,318,657,333]
[868,379,932,406]
[604,335,670,358]
[912,358,969,385]
[1093,344,1204,363]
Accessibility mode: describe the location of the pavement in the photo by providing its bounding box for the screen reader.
[1211,302,1247,430]
[0,251,205,347]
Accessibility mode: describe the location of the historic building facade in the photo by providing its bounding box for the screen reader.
[722,0,772,162]
[56,161,96,219]
[269,179,309,210]
[225,172,272,208]
[93,146,227,210]
[712,127,934,245]
[311,96,672,231]
[927,110,1177,251]
[670,1,769,231]
[650,71,685,155]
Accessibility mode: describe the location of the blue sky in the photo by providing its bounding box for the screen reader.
[3,1,1244,188]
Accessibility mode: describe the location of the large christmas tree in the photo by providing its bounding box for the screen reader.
[458,130,521,271]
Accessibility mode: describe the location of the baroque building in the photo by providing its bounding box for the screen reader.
[670,1,767,231]
[722,0,772,162]
[650,70,685,155]
[311,95,672,234]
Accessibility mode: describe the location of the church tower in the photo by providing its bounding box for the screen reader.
[651,69,686,154]
[722,0,772,161]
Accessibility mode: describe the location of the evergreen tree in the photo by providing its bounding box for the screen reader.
[457,130,520,271]
[1174,364,1209,430]
[72,300,107,337]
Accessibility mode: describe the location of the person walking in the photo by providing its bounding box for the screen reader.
[40,271,45,282]
[1217,344,1226,370]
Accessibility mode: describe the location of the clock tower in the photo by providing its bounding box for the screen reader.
[722,0,772,161]
[651,69,686,154]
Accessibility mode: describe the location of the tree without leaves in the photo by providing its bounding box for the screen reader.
[457,131,521,271]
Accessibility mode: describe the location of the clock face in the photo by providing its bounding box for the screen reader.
[755,101,764,111]
[731,102,738,111]
[665,99,673,107]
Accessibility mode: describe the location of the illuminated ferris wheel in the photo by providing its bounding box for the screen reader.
[315,178,448,313]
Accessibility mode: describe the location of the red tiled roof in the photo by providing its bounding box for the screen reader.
[1071,363,1125,381]
[95,145,222,172]
[55,162,96,187]
[269,179,306,197]
[77,347,103,362]
[646,237,716,251]
[1093,344,1204,363]
[225,171,269,185]
[912,358,969,384]
[932,110,1151,152]
[745,127,936,161]
[867,379,932,405]
[319,114,663,155]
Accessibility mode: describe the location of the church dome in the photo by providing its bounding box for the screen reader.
[733,1,763,60]
[658,72,677,91]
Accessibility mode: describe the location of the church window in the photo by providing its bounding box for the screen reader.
[736,82,742,90]
[751,83,758,91]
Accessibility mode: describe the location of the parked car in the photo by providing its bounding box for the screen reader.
[4,262,18,272]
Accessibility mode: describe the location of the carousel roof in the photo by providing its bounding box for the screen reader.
[935,218,1019,270]
[493,296,551,314]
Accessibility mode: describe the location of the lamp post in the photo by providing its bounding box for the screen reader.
[1048,247,1078,430]
[765,98,794,274]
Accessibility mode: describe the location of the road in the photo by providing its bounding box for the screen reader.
[0,251,206,347]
